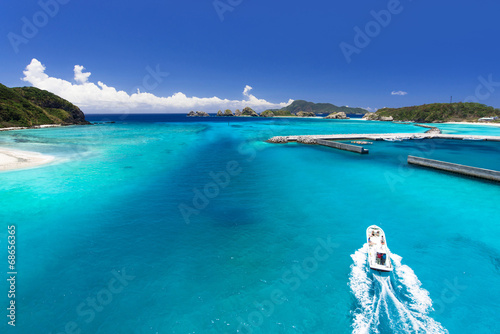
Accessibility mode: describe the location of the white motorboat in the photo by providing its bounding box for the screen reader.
[384,136,405,141]
[366,225,393,272]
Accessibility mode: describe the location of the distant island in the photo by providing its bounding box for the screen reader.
[0,84,89,128]
[188,100,368,118]
[187,111,210,117]
[216,107,260,117]
[262,100,368,117]
[364,102,500,123]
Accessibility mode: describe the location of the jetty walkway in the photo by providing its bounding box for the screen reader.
[267,133,500,143]
[267,131,500,182]
[408,156,500,182]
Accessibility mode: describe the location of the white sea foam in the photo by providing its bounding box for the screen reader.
[349,245,448,334]
[391,253,433,314]
[349,244,377,334]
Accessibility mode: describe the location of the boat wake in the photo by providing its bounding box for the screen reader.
[349,244,448,334]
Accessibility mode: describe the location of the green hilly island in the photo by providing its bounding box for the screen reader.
[0,83,89,128]
[372,102,500,123]
[262,100,368,117]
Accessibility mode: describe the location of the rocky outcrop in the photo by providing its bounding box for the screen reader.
[426,128,441,134]
[216,109,234,116]
[362,113,393,121]
[324,112,349,119]
[296,111,316,117]
[234,109,242,116]
[362,113,379,120]
[187,111,210,117]
[267,136,288,143]
[296,136,317,144]
[260,110,275,117]
[414,124,442,134]
[239,107,259,117]
[267,136,318,144]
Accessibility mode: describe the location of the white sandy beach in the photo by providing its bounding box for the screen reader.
[0,124,62,132]
[443,121,500,127]
[0,147,55,172]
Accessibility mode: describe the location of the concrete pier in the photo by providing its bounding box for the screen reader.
[408,156,500,182]
[316,139,369,154]
[268,133,500,143]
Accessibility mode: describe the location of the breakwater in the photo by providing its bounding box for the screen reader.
[408,156,500,182]
[316,139,369,154]
[268,133,500,143]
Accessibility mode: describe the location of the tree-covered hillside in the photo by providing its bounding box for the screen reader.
[0,84,89,128]
[275,100,367,115]
[375,102,500,122]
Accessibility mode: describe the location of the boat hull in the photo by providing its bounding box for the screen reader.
[366,225,393,272]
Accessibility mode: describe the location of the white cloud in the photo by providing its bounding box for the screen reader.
[365,107,378,112]
[22,59,293,113]
[391,90,408,96]
[74,65,91,84]
[243,85,252,97]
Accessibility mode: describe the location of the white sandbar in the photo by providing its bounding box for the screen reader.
[0,147,55,172]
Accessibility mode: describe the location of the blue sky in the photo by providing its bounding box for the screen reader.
[1,0,500,113]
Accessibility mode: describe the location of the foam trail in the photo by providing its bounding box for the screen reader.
[349,244,378,334]
[349,245,448,334]
[391,253,433,314]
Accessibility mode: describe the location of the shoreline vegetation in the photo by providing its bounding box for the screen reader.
[365,102,500,123]
[0,83,88,172]
[0,83,90,128]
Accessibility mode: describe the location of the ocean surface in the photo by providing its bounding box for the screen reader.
[1,115,499,334]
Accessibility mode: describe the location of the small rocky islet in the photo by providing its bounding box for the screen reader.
[187,108,353,119]
[186,100,500,123]
[186,100,366,118]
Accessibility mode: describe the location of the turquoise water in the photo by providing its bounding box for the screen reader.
[0,117,499,333]
[432,123,500,136]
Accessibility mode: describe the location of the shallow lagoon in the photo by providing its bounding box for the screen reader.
[0,116,499,333]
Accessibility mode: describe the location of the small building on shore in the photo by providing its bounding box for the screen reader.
[478,116,498,121]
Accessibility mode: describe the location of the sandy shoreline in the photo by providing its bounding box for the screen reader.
[0,147,55,172]
[0,124,62,132]
[442,121,500,127]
